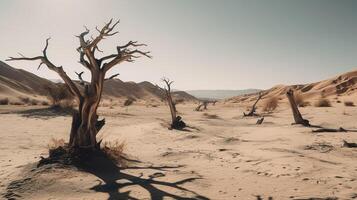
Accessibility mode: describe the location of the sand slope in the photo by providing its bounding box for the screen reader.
[227,69,357,105]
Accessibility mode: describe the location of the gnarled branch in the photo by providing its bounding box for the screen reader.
[6,38,82,100]
[104,73,120,81]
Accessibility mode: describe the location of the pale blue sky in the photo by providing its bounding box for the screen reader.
[1,0,357,90]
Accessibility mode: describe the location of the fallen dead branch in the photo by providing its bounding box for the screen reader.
[343,140,357,148]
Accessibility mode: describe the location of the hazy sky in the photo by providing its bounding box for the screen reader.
[1,0,357,90]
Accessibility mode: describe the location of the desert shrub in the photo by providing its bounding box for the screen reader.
[101,140,126,166]
[344,101,355,107]
[47,138,66,150]
[58,99,75,109]
[41,101,49,106]
[263,97,278,112]
[45,84,74,106]
[29,99,39,105]
[174,99,185,104]
[10,101,23,105]
[123,98,135,106]
[336,100,341,103]
[19,96,30,104]
[294,93,307,107]
[314,98,332,107]
[203,113,220,119]
[0,98,9,105]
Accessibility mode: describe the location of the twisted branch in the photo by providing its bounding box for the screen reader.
[6,38,82,100]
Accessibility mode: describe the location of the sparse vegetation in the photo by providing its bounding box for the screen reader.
[203,113,220,119]
[123,98,135,106]
[344,101,355,107]
[0,98,9,105]
[101,140,126,166]
[315,98,332,107]
[19,96,30,104]
[294,93,308,107]
[263,96,279,112]
[47,138,66,150]
[45,84,74,107]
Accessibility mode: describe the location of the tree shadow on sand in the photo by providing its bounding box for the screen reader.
[81,154,209,200]
[8,106,75,119]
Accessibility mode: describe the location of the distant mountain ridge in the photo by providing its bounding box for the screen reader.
[0,61,197,103]
[186,89,261,100]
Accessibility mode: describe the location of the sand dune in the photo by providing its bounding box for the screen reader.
[227,69,357,105]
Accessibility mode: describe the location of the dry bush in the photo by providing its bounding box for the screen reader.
[344,101,355,107]
[47,138,66,150]
[203,113,220,119]
[41,101,49,106]
[294,93,308,107]
[10,101,23,105]
[29,99,39,105]
[58,99,75,109]
[263,97,279,112]
[19,96,30,104]
[0,98,9,105]
[123,98,135,106]
[314,98,332,107]
[174,98,185,105]
[45,84,74,107]
[101,140,126,166]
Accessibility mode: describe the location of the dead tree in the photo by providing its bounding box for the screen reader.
[243,93,263,117]
[286,89,310,126]
[7,19,151,150]
[161,78,186,130]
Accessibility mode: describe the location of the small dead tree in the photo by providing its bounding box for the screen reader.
[243,92,263,117]
[7,19,151,150]
[286,89,310,126]
[161,78,186,130]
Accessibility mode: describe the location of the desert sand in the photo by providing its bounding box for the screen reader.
[1,100,356,200]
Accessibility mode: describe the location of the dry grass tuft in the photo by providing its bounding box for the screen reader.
[294,93,309,107]
[102,140,127,166]
[263,97,278,112]
[47,138,66,150]
[314,98,332,107]
[0,98,9,105]
[344,101,355,107]
[19,96,30,104]
[123,98,135,106]
[203,113,220,119]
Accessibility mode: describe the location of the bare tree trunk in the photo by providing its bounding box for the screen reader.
[286,89,310,126]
